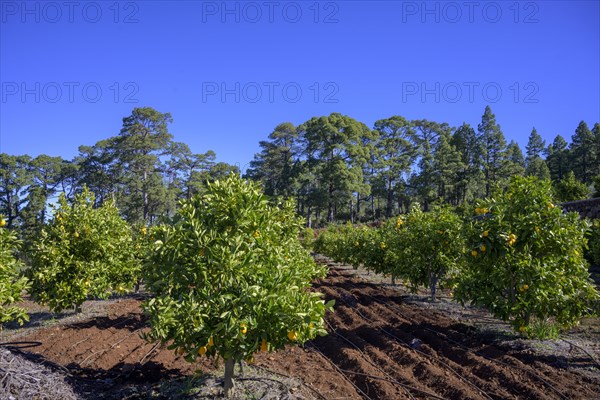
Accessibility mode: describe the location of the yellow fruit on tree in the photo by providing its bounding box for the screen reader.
[507,234,517,246]
[471,250,478,257]
[246,355,255,364]
[261,339,268,352]
[287,331,297,341]
[480,244,486,252]
[198,346,207,356]
[208,336,214,347]
[482,230,489,238]
[240,323,248,334]
[74,232,79,238]
[0,219,6,227]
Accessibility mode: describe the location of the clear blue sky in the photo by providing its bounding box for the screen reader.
[1,1,599,173]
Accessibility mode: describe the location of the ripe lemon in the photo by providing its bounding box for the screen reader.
[471,250,478,257]
[208,336,214,347]
[480,244,486,252]
[198,346,207,356]
[0,219,6,227]
[287,331,297,341]
[240,323,248,334]
[482,230,489,238]
[261,339,268,352]
[74,232,79,238]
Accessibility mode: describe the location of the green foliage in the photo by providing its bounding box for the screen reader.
[0,217,29,327]
[592,174,600,198]
[553,171,590,202]
[454,176,599,336]
[142,175,332,379]
[299,227,315,250]
[27,187,139,312]
[588,219,600,266]
[386,205,466,300]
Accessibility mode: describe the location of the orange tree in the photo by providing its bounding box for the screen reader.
[454,176,599,337]
[142,175,332,397]
[385,205,465,301]
[27,188,139,312]
[0,217,29,328]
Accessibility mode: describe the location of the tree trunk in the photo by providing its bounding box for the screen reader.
[223,358,235,397]
[371,194,375,221]
[386,179,393,217]
[429,272,438,302]
[143,169,149,221]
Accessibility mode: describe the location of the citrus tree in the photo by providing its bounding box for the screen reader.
[454,176,599,337]
[0,217,29,329]
[142,175,332,397]
[386,205,465,301]
[27,188,139,313]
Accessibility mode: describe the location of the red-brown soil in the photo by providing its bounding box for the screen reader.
[3,261,600,399]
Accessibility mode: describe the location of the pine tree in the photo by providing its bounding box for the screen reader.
[505,140,527,178]
[300,113,372,222]
[372,116,415,217]
[545,135,570,181]
[570,121,597,183]
[451,123,484,203]
[477,106,507,196]
[113,107,174,223]
[433,131,464,205]
[525,128,549,179]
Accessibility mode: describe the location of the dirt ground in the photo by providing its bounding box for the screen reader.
[2,258,600,399]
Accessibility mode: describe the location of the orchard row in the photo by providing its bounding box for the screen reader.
[0,175,331,396]
[312,176,600,338]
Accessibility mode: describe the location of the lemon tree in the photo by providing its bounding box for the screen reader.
[142,175,332,397]
[0,217,29,328]
[27,187,139,313]
[454,176,599,337]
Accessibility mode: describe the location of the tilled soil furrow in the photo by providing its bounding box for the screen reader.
[312,333,409,399]
[323,266,580,400]
[322,287,492,399]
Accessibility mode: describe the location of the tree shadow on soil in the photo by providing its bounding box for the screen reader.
[66,312,147,332]
[4,345,186,400]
